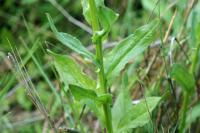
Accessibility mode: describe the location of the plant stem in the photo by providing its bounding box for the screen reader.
[179,42,200,132]
[179,42,199,132]
[88,0,113,132]
[179,92,189,133]
[190,42,200,75]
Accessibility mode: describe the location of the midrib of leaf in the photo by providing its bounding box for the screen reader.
[170,63,195,92]
[69,85,97,100]
[50,52,96,90]
[56,58,94,89]
[106,23,157,77]
[59,32,94,59]
[117,97,160,132]
[47,14,95,61]
[112,90,132,131]
[118,113,149,132]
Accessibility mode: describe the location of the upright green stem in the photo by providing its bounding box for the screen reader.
[88,0,113,132]
[179,43,199,132]
[190,42,200,75]
[179,92,189,133]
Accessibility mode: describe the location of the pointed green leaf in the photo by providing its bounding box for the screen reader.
[69,84,97,100]
[49,51,96,90]
[69,84,112,104]
[170,63,195,92]
[68,84,110,126]
[81,0,118,32]
[47,14,94,60]
[97,94,112,104]
[186,103,200,129]
[98,6,119,31]
[116,97,161,132]
[112,89,133,132]
[105,20,158,85]
[82,0,104,24]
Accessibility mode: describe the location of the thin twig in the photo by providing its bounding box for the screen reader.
[138,80,158,133]
[175,38,191,63]
[48,0,92,34]
[163,9,177,43]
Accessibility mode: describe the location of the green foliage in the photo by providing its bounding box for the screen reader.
[186,103,200,129]
[47,0,161,132]
[105,20,158,85]
[141,0,172,22]
[121,97,160,130]
[82,0,104,24]
[2,0,200,132]
[81,0,118,32]
[112,90,160,132]
[47,0,162,132]
[16,87,32,110]
[47,14,95,61]
[170,63,195,132]
[48,51,96,90]
[21,0,38,5]
[69,84,112,104]
[170,63,195,92]
[187,2,200,47]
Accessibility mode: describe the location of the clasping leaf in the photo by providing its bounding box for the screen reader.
[69,84,112,104]
[81,0,118,38]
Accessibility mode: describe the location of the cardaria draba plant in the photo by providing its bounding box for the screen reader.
[47,0,161,132]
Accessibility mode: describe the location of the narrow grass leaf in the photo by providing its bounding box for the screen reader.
[170,63,195,92]
[7,51,56,131]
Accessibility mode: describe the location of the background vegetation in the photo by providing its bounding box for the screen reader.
[0,0,200,132]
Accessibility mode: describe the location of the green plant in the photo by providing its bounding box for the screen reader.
[46,0,161,132]
[2,0,200,132]
[170,63,195,132]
